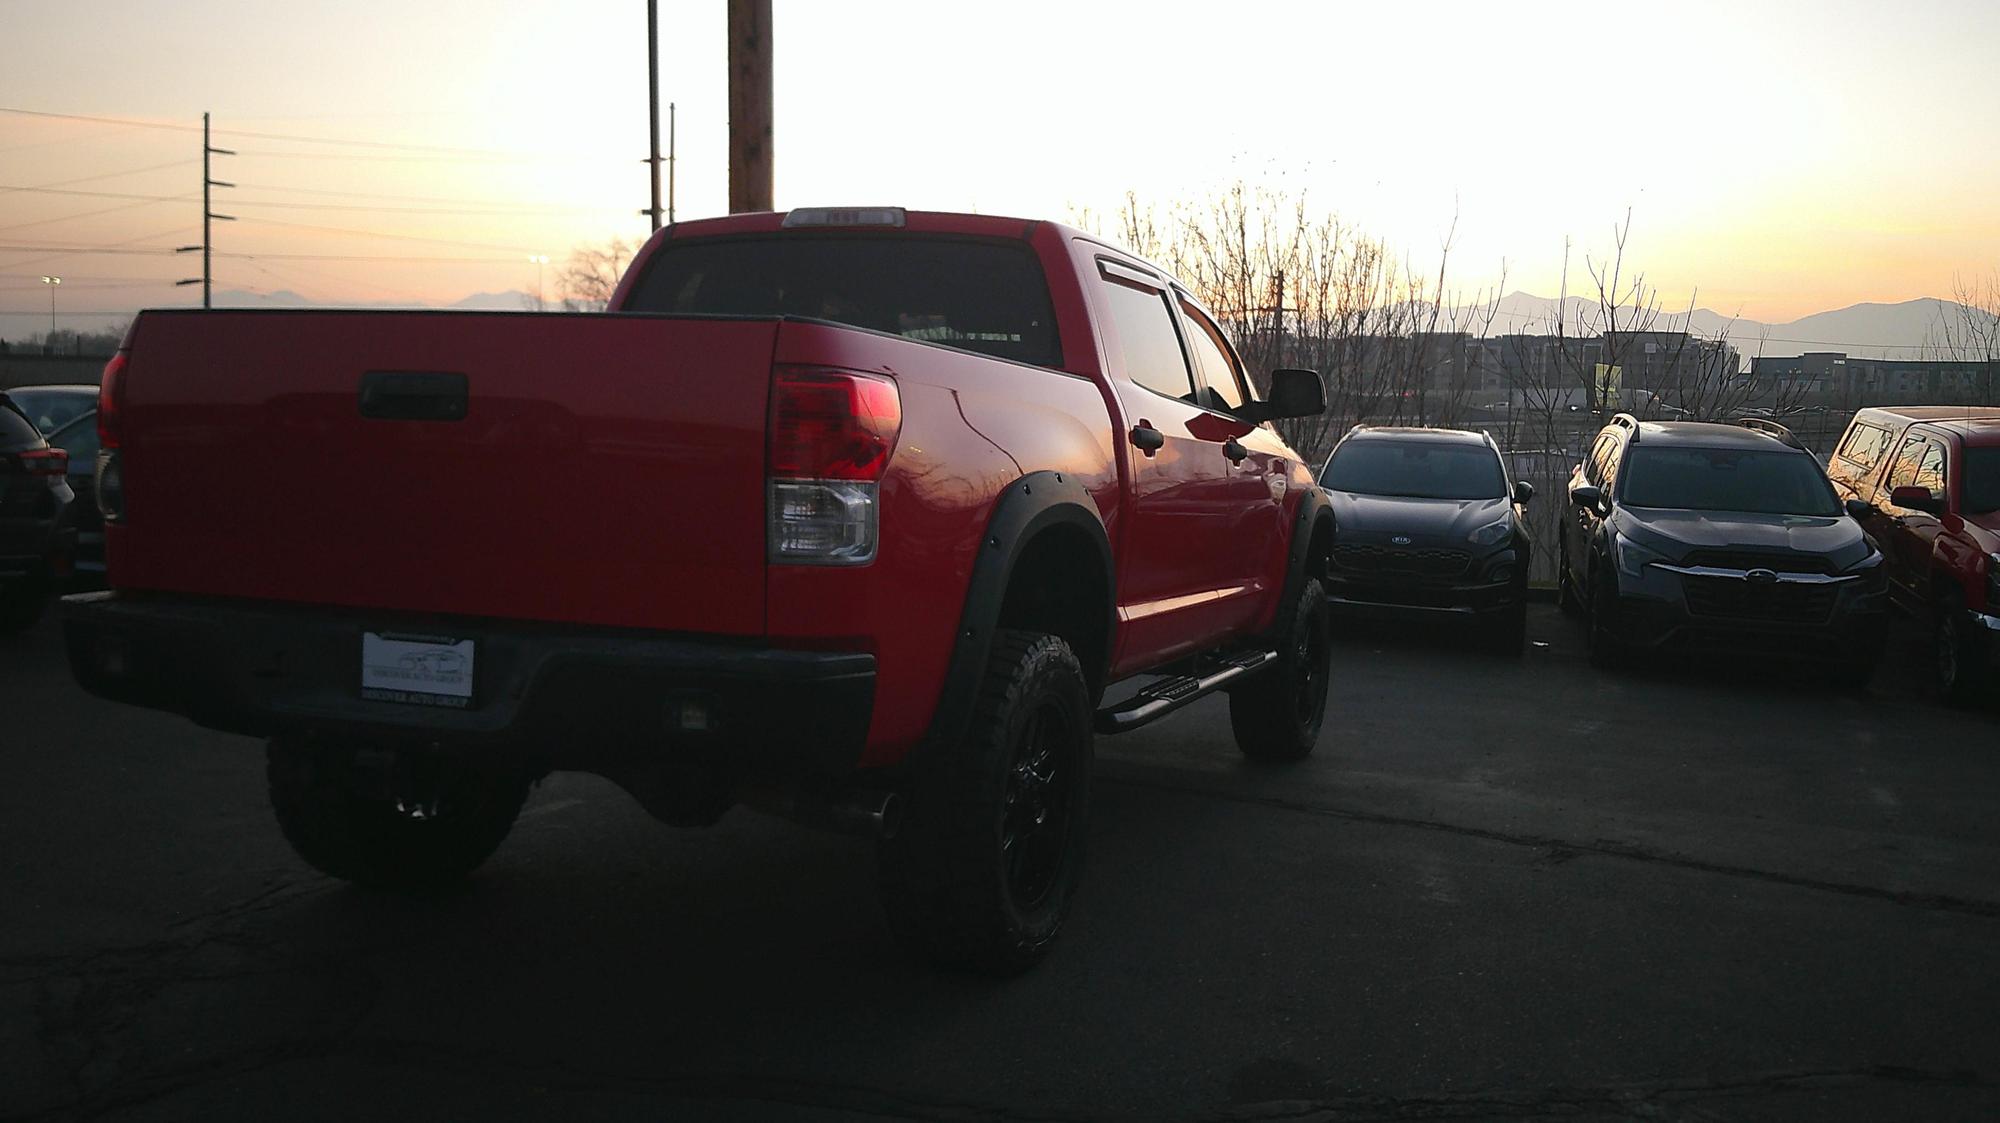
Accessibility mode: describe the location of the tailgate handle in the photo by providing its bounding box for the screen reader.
[359,371,468,421]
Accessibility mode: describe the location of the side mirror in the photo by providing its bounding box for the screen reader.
[1571,483,1606,515]
[1889,485,1945,515]
[1240,368,1326,422]
[1513,480,1535,505]
[1843,498,1873,521]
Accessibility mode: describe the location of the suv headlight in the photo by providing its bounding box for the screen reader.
[1614,536,1669,578]
[1846,547,1887,593]
[1469,519,1512,548]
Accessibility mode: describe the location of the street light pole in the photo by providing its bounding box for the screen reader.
[39,276,60,340]
[527,255,549,309]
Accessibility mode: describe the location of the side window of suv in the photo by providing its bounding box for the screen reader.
[1585,435,1615,486]
[1600,434,1628,492]
[1098,263,1195,402]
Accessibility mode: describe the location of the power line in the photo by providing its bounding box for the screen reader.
[0,196,195,236]
[0,105,581,160]
[0,159,199,194]
[232,216,539,254]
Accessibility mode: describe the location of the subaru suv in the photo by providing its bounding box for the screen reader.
[1318,426,1534,652]
[1558,414,1887,684]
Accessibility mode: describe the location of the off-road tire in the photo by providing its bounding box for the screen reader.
[1934,590,1985,706]
[878,630,1092,975]
[0,585,48,634]
[1228,581,1332,762]
[266,739,529,891]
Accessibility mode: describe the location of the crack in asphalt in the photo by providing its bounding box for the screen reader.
[1098,769,2000,920]
[1211,1064,1996,1121]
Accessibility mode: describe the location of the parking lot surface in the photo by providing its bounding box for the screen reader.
[4,604,1998,1121]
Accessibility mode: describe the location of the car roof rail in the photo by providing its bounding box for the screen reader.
[1736,416,1804,449]
[1609,412,1641,442]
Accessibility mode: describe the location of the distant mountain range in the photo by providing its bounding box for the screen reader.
[1471,293,1993,362]
[6,290,1992,365]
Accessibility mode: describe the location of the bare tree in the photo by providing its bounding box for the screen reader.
[1932,270,2000,404]
[556,238,638,312]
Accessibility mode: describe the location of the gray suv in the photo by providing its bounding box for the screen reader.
[1558,415,1888,684]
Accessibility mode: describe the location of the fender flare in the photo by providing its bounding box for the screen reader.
[917,470,1115,758]
[1266,484,1335,642]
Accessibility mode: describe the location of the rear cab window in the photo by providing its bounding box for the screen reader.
[621,235,1061,368]
[1830,421,1894,492]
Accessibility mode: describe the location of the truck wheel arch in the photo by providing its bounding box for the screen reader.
[919,471,1114,759]
[1268,486,1334,643]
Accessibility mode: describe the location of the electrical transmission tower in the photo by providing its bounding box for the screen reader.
[175,112,234,308]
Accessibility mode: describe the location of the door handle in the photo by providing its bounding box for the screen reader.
[1223,438,1248,463]
[359,370,468,421]
[1130,423,1165,455]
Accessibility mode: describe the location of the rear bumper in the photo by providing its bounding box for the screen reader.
[62,592,875,779]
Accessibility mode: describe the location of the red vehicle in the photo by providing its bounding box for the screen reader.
[1827,406,2000,701]
[64,208,1335,972]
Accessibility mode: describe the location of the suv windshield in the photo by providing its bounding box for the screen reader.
[1321,439,1505,500]
[1964,446,2000,514]
[1621,445,1841,516]
[623,235,1060,368]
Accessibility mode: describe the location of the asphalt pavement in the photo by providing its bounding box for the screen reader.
[4,602,1998,1121]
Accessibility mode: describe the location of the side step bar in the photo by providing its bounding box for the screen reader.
[1094,650,1277,735]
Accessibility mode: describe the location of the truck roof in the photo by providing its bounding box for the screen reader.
[659,209,1053,243]
[1852,405,2000,426]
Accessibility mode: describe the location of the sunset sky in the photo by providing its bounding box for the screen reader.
[4,0,1997,338]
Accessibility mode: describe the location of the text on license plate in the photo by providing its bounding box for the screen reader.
[360,632,475,708]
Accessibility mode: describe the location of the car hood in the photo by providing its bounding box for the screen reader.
[1615,507,1874,569]
[1327,490,1511,547]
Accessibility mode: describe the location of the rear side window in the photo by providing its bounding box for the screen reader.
[623,235,1060,367]
[1833,422,1893,482]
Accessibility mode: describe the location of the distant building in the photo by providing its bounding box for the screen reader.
[1748,352,1996,403]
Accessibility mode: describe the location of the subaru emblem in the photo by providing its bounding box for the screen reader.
[1745,568,1778,586]
[1391,535,1412,546]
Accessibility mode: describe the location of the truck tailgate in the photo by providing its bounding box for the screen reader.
[113,310,775,636]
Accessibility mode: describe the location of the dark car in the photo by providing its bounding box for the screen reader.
[1318,426,1534,652]
[0,392,77,631]
[1558,414,1888,684]
[7,386,103,579]
[6,384,99,438]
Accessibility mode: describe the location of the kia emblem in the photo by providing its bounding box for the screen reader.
[1745,568,1778,585]
[1391,535,1412,546]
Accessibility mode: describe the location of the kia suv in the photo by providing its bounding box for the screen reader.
[1318,426,1534,652]
[1558,414,1887,684]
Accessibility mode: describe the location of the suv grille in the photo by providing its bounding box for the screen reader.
[1334,543,1470,579]
[1679,550,1832,575]
[1680,574,1839,624]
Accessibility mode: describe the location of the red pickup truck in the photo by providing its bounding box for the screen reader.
[64,207,1335,972]
[1826,406,2000,702]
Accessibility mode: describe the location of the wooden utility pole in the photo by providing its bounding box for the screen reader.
[174,112,233,308]
[645,0,663,232]
[727,0,772,213]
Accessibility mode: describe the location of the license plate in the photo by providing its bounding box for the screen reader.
[360,632,475,708]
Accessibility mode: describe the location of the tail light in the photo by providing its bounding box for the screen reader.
[97,348,128,521]
[767,367,901,565]
[20,447,68,478]
[98,350,126,449]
